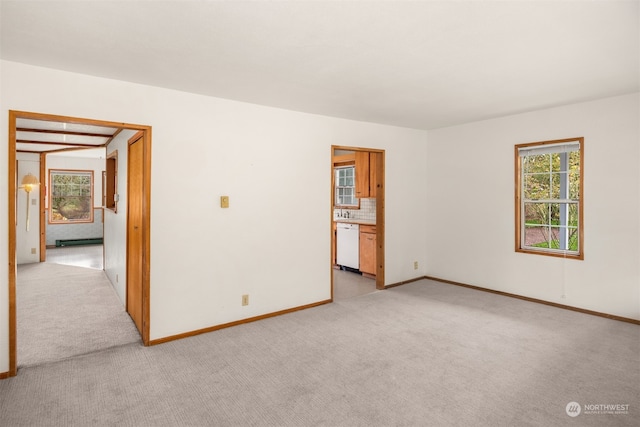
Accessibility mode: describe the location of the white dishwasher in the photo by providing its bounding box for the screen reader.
[336,223,359,269]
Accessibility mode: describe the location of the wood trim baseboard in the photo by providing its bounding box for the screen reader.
[424,275,640,326]
[385,276,426,289]
[0,371,9,380]
[149,299,333,346]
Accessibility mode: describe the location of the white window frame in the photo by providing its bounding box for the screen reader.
[515,137,584,260]
[335,165,357,207]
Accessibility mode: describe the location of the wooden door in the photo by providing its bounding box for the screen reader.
[127,133,144,334]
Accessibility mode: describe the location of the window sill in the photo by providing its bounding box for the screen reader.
[516,247,584,260]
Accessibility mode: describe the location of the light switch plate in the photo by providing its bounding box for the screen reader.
[220,196,229,208]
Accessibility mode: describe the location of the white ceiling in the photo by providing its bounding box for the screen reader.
[1,1,638,130]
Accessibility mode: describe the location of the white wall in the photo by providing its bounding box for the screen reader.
[16,153,41,264]
[0,61,429,373]
[426,93,640,320]
[103,130,136,303]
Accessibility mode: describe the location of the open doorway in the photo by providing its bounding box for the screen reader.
[16,253,139,367]
[331,146,385,300]
[7,111,152,376]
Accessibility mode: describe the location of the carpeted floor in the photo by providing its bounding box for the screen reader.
[46,245,104,270]
[16,262,141,367]
[2,279,638,426]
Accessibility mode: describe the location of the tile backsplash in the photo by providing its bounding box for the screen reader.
[334,198,376,222]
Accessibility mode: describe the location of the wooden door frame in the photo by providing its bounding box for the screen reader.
[330,146,385,300]
[126,130,149,338]
[7,110,152,376]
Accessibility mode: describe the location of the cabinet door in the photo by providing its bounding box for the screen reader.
[355,151,370,198]
[369,152,377,198]
[359,231,376,275]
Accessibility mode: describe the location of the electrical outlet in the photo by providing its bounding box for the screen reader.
[31,248,36,254]
[414,261,419,270]
[220,196,230,208]
[242,294,249,306]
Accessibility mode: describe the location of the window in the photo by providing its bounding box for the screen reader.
[515,138,583,259]
[335,165,357,206]
[49,170,94,223]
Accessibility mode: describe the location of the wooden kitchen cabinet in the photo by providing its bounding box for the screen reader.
[369,152,377,198]
[355,151,379,199]
[355,151,370,198]
[359,225,376,277]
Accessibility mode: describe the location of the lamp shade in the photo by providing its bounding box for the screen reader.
[21,173,40,187]
[20,173,40,231]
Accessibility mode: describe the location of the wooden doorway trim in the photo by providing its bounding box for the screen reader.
[330,145,385,299]
[7,110,152,376]
[39,153,46,262]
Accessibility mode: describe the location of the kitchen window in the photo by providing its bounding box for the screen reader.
[49,169,94,223]
[335,165,357,207]
[515,137,583,259]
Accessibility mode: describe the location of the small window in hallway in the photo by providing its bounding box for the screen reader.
[49,169,94,223]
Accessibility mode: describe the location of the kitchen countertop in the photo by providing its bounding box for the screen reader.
[334,218,376,225]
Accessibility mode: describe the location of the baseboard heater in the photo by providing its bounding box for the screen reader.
[55,238,103,247]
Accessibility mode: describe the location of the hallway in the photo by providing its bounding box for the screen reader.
[16,247,139,368]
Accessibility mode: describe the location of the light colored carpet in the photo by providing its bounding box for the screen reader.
[16,262,141,367]
[2,279,638,426]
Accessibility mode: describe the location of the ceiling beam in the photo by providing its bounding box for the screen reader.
[16,127,116,138]
[17,140,106,148]
[104,127,124,146]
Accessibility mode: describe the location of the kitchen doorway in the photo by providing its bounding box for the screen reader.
[331,146,385,300]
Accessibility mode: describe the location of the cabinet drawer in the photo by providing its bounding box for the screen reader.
[360,225,376,234]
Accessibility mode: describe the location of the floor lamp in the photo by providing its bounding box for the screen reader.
[20,173,40,232]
